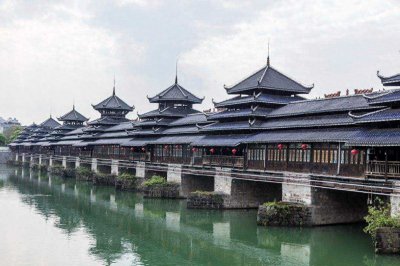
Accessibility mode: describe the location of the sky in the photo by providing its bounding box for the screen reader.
[0,0,399,125]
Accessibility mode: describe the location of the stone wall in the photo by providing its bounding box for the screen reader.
[226,179,282,208]
[257,203,312,226]
[375,227,400,254]
[311,188,368,225]
[187,192,225,209]
[180,174,214,197]
[142,183,181,198]
[0,150,12,164]
[391,181,400,217]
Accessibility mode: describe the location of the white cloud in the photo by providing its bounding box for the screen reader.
[114,0,162,8]
[0,1,146,124]
[181,0,400,103]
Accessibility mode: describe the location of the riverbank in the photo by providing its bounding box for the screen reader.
[1,165,399,265]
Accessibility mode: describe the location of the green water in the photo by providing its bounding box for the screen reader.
[0,166,399,266]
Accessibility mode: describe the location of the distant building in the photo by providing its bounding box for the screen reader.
[0,117,21,133]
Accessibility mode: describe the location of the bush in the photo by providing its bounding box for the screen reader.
[364,198,400,238]
[117,173,136,180]
[143,175,167,187]
[76,166,92,177]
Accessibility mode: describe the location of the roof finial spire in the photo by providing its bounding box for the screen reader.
[175,58,179,84]
[113,74,116,95]
[73,97,75,110]
[267,40,270,66]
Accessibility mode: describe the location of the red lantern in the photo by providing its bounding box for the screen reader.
[192,147,197,152]
[232,148,237,155]
[141,147,145,152]
[351,149,359,156]
[131,147,135,151]
[210,148,215,154]
[175,145,179,148]
[277,144,283,150]
[301,144,308,150]
[164,145,168,150]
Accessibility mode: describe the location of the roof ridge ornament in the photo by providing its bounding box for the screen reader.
[267,40,270,67]
[113,75,116,96]
[175,58,179,84]
[348,107,389,119]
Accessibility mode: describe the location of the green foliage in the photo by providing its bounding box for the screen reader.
[117,173,136,180]
[190,191,224,203]
[364,198,400,238]
[3,125,22,144]
[263,201,291,208]
[0,133,6,146]
[76,166,92,177]
[143,175,167,187]
[192,190,215,196]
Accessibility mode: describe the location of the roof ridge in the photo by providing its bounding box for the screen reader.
[268,65,314,90]
[176,84,188,98]
[348,107,390,119]
[224,65,265,90]
[377,70,400,80]
[258,65,269,84]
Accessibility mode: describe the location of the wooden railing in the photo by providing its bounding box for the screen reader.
[152,156,191,165]
[202,155,244,168]
[366,160,400,178]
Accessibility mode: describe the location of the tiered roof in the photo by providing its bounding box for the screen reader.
[147,78,203,104]
[206,56,313,132]
[58,106,88,122]
[131,76,204,139]
[92,87,134,112]
[224,59,313,95]
[377,71,400,87]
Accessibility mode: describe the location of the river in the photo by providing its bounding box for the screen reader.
[0,165,399,266]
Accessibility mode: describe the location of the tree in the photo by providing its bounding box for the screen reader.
[3,125,22,144]
[0,133,6,146]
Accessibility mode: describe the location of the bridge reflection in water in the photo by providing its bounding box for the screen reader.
[1,166,400,266]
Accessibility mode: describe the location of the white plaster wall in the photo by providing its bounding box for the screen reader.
[214,168,232,195]
[75,157,80,169]
[136,162,145,178]
[167,164,182,183]
[391,181,400,217]
[282,183,312,205]
[62,156,67,168]
[111,159,119,175]
[91,158,98,172]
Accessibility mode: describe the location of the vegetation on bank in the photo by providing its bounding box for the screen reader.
[364,199,400,238]
[190,191,224,201]
[31,164,47,172]
[117,173,136,180]
[0,125,23,145]
[143,175,167,187]
[76,166,93,177]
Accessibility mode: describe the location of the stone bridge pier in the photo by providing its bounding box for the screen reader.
[278,174,369,226]
[188,168,282,209]
[166,164,214,197]
[391,181,400,218]
[214,168,282,208]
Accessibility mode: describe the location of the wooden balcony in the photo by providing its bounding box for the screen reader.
[152,156,191,165]
[202,155,244,168]
[366,160,400,179]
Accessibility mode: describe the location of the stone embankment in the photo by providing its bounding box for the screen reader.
[187,191,225,209]
[375,227,400,254]
[257,202,312,227]
[0,148,11,164]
